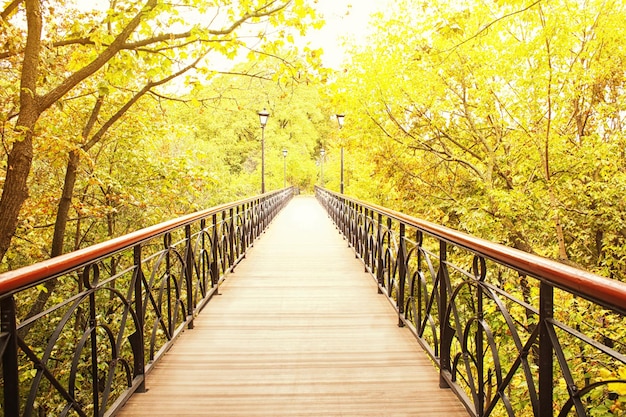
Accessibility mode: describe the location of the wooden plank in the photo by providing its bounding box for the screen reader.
[115,196,469,416]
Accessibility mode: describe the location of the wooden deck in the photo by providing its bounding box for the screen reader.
[116,196,469,416]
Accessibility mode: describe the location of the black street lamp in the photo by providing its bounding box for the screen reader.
[336,114,345,194]
[282,149,288,188]
[320,148,325,187]
[257,109,270,193]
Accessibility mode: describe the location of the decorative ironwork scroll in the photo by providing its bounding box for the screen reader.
[317,187,626,417]
[0,188,295,417]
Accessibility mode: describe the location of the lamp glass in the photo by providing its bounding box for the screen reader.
[258,108,270,127]
[336,114,345,129]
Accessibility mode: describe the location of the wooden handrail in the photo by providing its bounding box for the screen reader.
[317,187,626,314]
[0,189,289,296]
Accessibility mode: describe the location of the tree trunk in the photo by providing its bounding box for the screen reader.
[51,150,80,257]
[0,0,42,264]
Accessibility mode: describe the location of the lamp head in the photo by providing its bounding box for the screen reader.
[336,114,345,129]
[257,108,270,127]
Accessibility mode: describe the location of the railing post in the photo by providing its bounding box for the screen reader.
[363,208,370,271]
[376,213,384,294]
[133,245,146,393]
[397,223,406,327]
[221,210,228,271]
[358,205,365,258]
[164,233,173,334]
[253,199,260,241]
[475,257,485,416]
[1,296,20,417]
[87,268,100,417]
[416,231,423,333]
[185,225,194,329]
[342,198,348,238]
[200,219,208,290]
[240,205,248,254]
[539,282,554,417]
[211,214,219,293]
[229,208,235,269]
[355,204,362,257]
[347,201,353,247]
[439,240,451,389]
[368,210,375,271]
[260,198,267,232]
[385,217,393,291]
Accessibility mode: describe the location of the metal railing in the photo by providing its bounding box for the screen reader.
[0,187,295,417]
[316,187,626,417]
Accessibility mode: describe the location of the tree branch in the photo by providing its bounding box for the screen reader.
[83,53,208,151]
[443,0,544,54]
[54,1,292,51]
[1,0,22,20]
[39,0,158,112]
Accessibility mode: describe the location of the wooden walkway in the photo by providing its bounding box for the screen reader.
[116,196,469,416]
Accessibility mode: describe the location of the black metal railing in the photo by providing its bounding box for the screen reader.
[0,187,295,417]
[316,187,626,417]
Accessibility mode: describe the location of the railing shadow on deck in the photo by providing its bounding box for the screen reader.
[0,187,295,417]
[316,187,626,417]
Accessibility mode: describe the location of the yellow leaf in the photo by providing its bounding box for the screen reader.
[599,368,613,379]
[608,381,626,396]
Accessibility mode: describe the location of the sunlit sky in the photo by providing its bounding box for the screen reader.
[80,0,390,70]
[304,0,390,68]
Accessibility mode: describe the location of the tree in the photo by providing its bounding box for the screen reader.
[328,0,626,275]
[0,0,321,267]
[171,56,328,196]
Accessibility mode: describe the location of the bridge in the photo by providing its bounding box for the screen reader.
[1,188,625,416]
[115,196,467,416]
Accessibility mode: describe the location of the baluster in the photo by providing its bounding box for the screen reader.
[164,233,173,335]
[386,217,393,291]
[363,208,369,271]
[368,210,375,271]
[351,201,356,248]
[376,213,384,294]
[1,296,19,416]
[240,205,247,254]
[397,223,406,327]
[229,208,235,270]
[439,240,451,389]
[211,214,219,293]
[474,256,486,416]
[200,219,208,291]
[341,198,347,240]
[185,225,194,329]
[222,211,228,272]
[359,205,365,259]
[252,202,257,247]
[416,230,423,333]
[539,282,554,417]
[132,245,146,393]
[85,266,100,416]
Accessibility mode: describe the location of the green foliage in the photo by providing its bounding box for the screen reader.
[0,0,326,269]
[170,59,328,198]
[323,0,626,415]
[328,0,626,277]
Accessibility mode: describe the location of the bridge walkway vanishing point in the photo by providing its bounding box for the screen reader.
[116,196,469,416]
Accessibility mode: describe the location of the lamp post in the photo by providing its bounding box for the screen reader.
[336,114,345,194]
[257,108,269,194]
[282,149,288,188]
[320,148,325,187]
